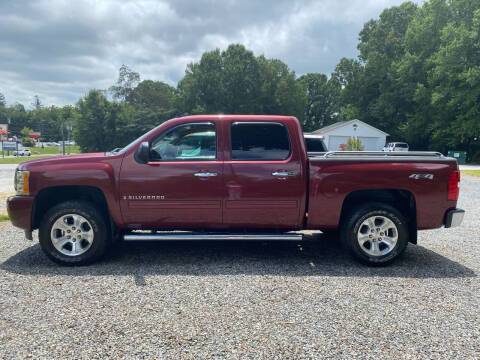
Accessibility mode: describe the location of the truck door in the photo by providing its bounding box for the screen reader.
[119,121,223,228]
[222,120,306,229]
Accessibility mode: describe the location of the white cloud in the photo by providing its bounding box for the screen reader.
[0,0,417,106]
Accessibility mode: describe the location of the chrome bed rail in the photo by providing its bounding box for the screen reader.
[321,151,444,159]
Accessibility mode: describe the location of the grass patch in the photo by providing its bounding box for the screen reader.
[0,214,9,222]
[0,155,56,164]
[462,170,480,177]
[2,146,81,156]
[31,146,81,155]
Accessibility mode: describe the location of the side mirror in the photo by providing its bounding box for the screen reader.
[134,141,150,164]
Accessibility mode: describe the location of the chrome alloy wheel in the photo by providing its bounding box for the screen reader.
[50,214,94,256]
[357,215,398,257]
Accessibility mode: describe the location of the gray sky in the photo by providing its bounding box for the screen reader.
[0,0,411,107]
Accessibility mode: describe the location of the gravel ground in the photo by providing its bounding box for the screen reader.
[0,175,479,359]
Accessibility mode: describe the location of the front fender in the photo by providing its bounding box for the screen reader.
[28,161,123,227]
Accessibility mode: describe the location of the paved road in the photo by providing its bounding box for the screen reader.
[460,164,480,170]
[0,165,16,214]
[0,164,16,193]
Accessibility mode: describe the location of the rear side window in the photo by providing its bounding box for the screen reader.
[394,143,408,148]
[231,122,291,161]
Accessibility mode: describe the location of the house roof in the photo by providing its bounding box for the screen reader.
[311,119,389,136]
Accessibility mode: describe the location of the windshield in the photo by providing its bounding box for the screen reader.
[115,125,165,154]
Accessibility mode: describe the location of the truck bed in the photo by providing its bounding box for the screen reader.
[306,151,459,230]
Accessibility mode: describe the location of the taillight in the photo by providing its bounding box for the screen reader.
[448,171,460,200]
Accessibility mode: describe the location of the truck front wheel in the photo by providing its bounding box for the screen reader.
[39,201,110,265]
[340,203,409,266]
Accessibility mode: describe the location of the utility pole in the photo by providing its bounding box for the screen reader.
[66,125,72,154]
[61,125,65,155]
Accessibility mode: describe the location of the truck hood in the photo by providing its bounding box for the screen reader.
[18,152,117,170]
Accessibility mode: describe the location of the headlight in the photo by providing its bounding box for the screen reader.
[15,170,30,196]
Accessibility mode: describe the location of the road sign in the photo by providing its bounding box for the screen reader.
[2,141,17,151]
[29,131,41,139]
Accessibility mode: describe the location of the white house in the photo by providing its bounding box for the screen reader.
[311,119,389,151]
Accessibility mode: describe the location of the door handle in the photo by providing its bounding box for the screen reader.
[194,172,218,177]
[272,171,295,177]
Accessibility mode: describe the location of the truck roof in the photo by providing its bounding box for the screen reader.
[173,115,297,122]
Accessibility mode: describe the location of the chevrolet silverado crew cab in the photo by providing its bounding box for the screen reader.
[7,115,464,266]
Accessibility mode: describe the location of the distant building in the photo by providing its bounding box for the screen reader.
[311,119,389,151]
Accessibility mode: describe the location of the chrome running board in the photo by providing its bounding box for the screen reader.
[123,233,303,241]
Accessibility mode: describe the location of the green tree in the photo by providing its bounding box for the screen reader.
[178,48,229,114]
[396,0,451,150]
[4,104,28,136]
[58,105,79,144]
[221,44,262,113]
[336,0,480,155]
[122,79,179,142]
[110,65,141,102]
[0,93,6,124]
[74,90,117,152]
[331,2,419,139]
[127,80,177,110]
[20,126,34,146]
[298,73,338,131]
[178,44,306,121]
[341,137,365,151]
[29,106,65,141]
[263,59,305,122]
[330,58,364,121]
[427,3,480,155]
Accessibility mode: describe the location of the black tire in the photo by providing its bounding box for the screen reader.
[39,200,110,265]
[340,202,409,266]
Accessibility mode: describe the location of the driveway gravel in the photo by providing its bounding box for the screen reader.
[0,175,479,359]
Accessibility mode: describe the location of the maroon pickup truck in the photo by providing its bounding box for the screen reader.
[7,115,464,266]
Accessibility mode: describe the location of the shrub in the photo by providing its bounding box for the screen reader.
[340,137,364,151]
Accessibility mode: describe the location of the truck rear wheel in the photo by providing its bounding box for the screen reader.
[340,203,409,266]
[39,200,110,265]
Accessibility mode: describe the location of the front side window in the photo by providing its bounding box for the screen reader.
[230,122,291,161]
[150,123,216,161]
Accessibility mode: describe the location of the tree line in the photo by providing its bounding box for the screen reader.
[0,0,478,158]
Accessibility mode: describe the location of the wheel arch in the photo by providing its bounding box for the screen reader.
[339,188,417,244]
[32,185,112,231]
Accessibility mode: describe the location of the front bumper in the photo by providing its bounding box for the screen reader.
[6,195,34,231]
[444,208,465,228]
